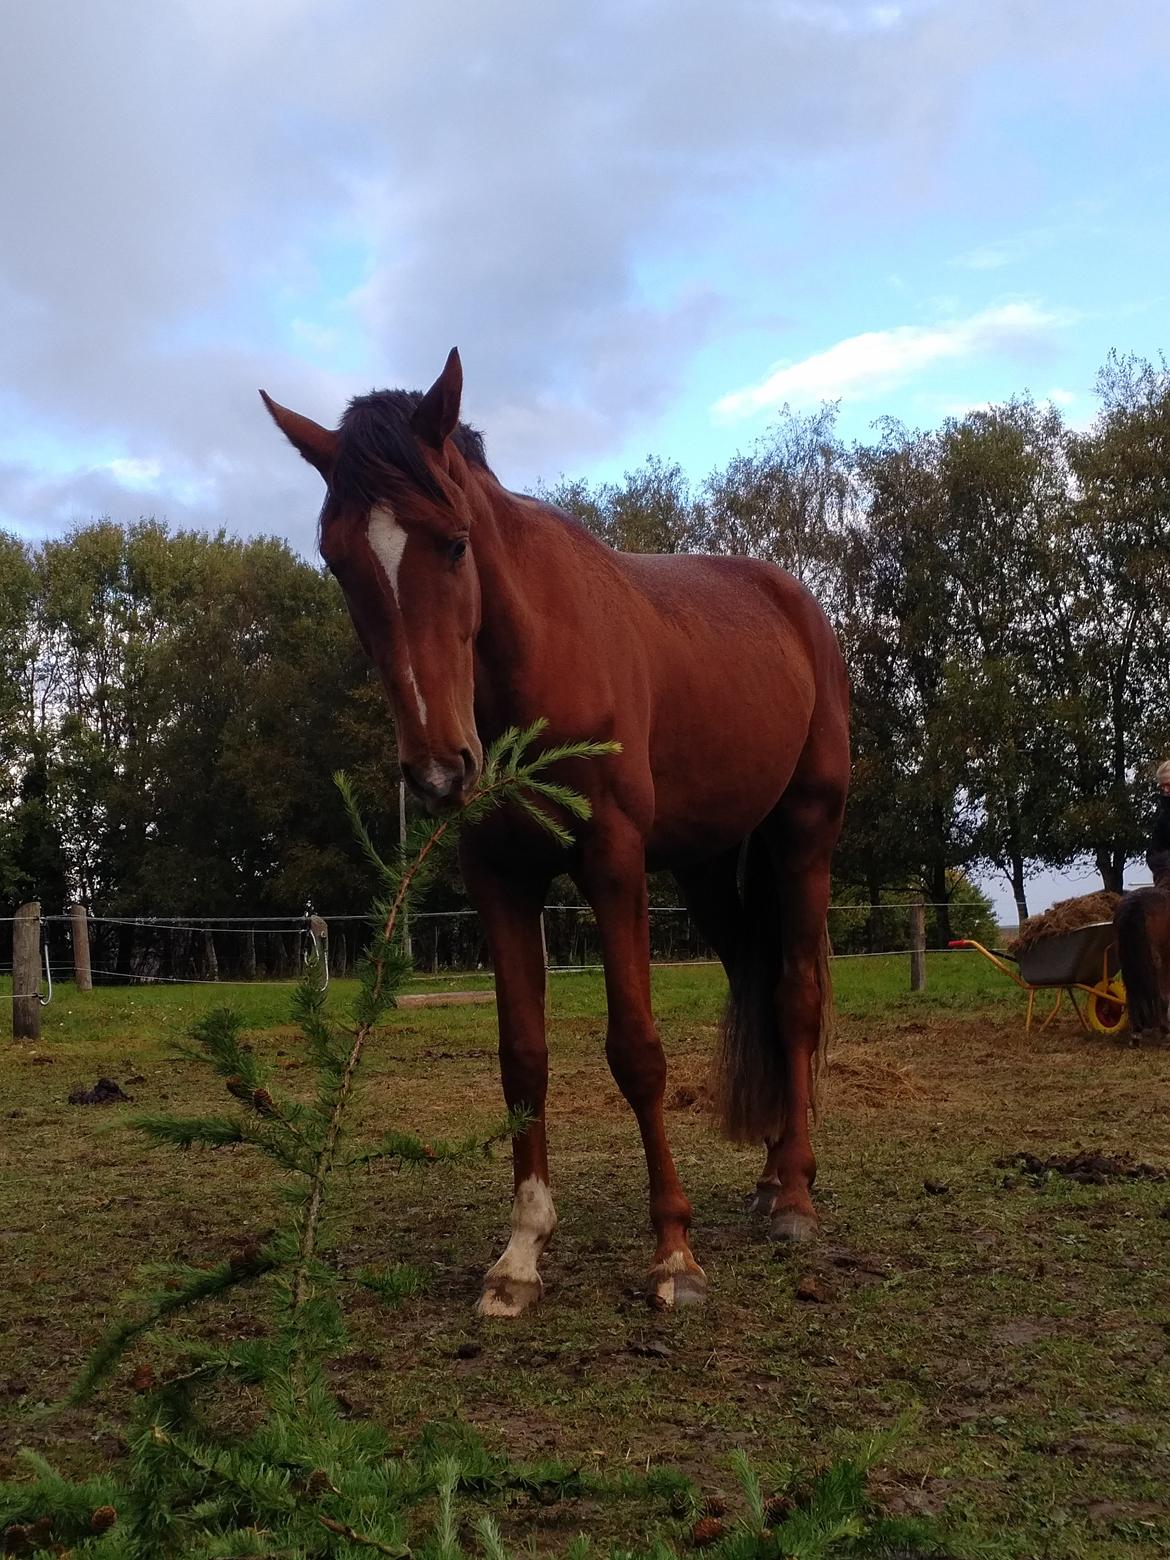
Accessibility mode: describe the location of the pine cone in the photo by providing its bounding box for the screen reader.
[3,1526,31,1556]
[89,1507,118,1534]
[250,1087,278,1117]
[668,1489,692,1518]
[700,1495,727,1518]
[305,1469,333,1498]
[691,1516,725,1547]
[763,1494,793,1526]
[225,1074,252,1103]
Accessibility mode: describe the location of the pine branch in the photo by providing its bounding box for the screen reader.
[134,1113,309,1174]
[318,1513,410,1555]
[71,1247,279,1402]
[341,1110,525,1172]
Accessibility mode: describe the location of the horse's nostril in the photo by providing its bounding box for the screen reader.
[401,758,470,805]
[460,748,476,780]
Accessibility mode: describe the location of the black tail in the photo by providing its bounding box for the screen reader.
[1116,891,1165,1037]
[712,833,833,1144]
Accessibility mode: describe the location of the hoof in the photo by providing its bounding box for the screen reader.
[770,1210,818,1244]
[648,1255,708,1309]
[749,1179,781,1216]
[475,1273,543,1318]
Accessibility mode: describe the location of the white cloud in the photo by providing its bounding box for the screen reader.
[953,242,1019,270]
[712,302,1067,421]
[106,457,163,489]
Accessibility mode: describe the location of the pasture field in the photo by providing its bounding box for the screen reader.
[2,954,1168,1557]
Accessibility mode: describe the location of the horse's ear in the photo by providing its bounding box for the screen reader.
[411,347,463,451]
[259,390,339,480]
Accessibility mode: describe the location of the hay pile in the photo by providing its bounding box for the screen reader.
[1008,891,1122,956]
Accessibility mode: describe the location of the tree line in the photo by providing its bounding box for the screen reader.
[544,349,1170,933]
[0,524,398,924]
[1,350,1166,956]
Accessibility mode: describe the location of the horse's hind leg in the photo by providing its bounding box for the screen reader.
[753,785,842,1242]
[578,820,706,1307]
[462,851,556,1318]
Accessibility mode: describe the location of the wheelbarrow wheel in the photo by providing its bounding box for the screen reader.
[1086,976,1128,1035]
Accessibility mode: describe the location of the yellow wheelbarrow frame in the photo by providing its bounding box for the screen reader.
[949,934,1128,1035]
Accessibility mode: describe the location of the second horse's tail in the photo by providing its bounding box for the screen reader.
[1115,889,1168,1038]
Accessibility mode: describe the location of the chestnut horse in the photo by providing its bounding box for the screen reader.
[263,350,849,1315]
[1115,886,1170,1042]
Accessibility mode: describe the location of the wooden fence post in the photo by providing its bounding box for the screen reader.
[70,903,92,992]
[309,915,329,987]
[909,894,926,992]
[13,901,42,1040]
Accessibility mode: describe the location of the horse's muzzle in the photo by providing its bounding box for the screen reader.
[402,750,479,810]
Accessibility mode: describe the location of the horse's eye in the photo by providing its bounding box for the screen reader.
[447,537,468,564]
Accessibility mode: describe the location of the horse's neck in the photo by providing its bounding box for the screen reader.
[469,484,575,728]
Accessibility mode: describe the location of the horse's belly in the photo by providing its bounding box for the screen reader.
[644,660,814,863]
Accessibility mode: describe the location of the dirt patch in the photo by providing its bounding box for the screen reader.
[1009,892,1121,955]
[998,1149,1169,1184]
[397,991,495,1008]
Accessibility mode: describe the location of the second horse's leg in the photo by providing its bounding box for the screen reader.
[578,825,706,1307]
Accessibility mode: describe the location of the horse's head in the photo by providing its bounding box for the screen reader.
[262,350,484,809]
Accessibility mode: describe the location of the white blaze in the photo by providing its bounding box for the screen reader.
[367,504,428,727]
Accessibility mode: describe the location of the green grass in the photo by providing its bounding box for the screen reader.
[1,947,1021,1050]
[3,952,1167,1557]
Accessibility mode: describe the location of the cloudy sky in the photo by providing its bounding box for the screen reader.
[4,0,1167,553]
[2,0,1167,912]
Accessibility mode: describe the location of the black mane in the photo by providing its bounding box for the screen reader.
[330,389,490,507]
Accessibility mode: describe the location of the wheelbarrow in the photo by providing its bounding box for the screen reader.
[949,921,1127,1035]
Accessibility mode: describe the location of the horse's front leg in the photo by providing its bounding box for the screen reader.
[577,824,706,1308]
[463,854,556,1318]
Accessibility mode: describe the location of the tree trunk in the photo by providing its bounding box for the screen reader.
[929,863,953,944]
[1009,856,1029,925]
[242,928,256,981]
[1095,846,1124,894]
[203,930,219,981]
